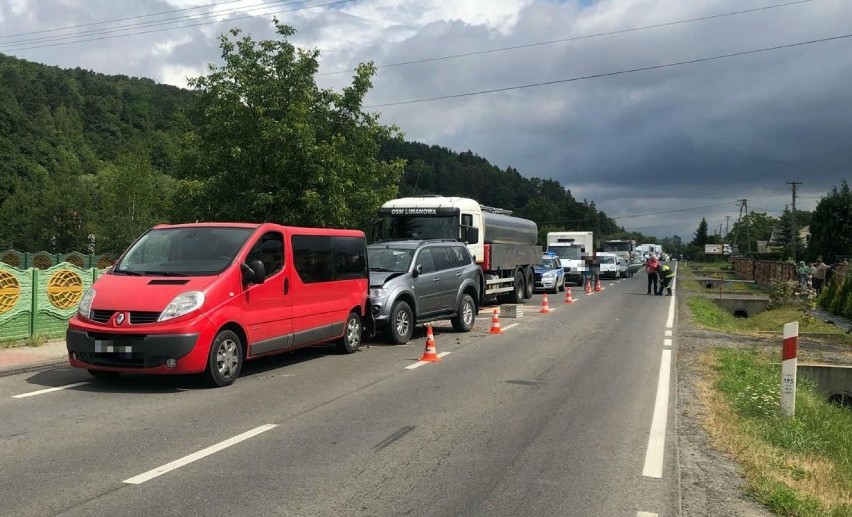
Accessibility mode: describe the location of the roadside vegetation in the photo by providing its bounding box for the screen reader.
[684,260,852,516]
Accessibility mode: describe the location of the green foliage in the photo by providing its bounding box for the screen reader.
[808,181,852,263]
[829,275,852,316]
[768,278,798,308]
[692,217,709,247]
[177,21,404,230]
[727,212,777,254]
[819,277,838,310]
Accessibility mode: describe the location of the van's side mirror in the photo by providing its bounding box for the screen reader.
[467,227,479,245]
[412,264,422,278]
[241,260,266,285]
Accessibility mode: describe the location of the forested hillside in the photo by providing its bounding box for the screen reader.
[0,43,634,256]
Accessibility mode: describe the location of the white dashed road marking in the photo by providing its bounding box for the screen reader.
[405,351,451,370]
[642,349,672,478]
[11,382,90,399]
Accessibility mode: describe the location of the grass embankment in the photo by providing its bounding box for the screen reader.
[686,281,852,515]
[703,348,852,516]
[679,261,767,295]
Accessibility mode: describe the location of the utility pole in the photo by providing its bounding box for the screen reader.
[787,181,802,261]
[725,215,730,236]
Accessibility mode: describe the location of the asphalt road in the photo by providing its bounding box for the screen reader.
[0,274,679,517]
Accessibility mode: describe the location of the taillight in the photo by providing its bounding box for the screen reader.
[483,244,491,271]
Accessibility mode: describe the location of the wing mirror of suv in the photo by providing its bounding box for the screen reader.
[467,226,479,245]
[412,264,422,278]
[241,260,267,285]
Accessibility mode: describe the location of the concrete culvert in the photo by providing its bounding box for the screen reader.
[829,394,852,408]
[733,308,749,318]
[705,283,714,289]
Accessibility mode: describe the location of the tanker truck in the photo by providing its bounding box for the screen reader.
[372,196,541,303]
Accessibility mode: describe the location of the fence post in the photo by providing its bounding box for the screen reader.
[781,321,798,417]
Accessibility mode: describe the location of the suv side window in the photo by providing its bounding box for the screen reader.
[431,246,453,271]
[416,248,436,274]
[449,245,471,267]
[247,231,285,279]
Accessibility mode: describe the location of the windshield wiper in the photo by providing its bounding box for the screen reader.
[112,269,143,276]
[370,267,395,272]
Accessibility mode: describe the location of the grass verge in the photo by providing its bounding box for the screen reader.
[702,348,852,516]
[687,297,852,341]
[0,334,48,349]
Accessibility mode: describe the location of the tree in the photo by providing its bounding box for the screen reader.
[175,20,404,230]
[726,212,776,255]
[692,218,709,247]
[775,208,809,260]
[808,181,852,262]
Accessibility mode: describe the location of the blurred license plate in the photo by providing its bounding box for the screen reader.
[95,340,132,354]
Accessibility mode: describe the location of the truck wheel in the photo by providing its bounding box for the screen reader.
[336,311,362,354]
[204,330,243,387]
[388,301,414,344]
[511,270,525,304]
[524,268,534,299]
[451,294,476,332]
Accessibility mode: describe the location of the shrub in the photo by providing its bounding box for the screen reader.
[830,276,852,315]
[820,277,838,309]
[768,279,797,308]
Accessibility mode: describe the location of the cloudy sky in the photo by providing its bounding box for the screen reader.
[1,0,850,239]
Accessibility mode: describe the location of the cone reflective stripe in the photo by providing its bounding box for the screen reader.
[585,277,593,295]
[594,277,602,292]
[781,321,798,417]
[489,309,503,334]
[420,324,441,362]
[539,293,552,313]
[564,288,575,304]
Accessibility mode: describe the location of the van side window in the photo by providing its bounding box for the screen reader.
[247,232,285,278]
[292,235,334,284]
[333,236,367,280]
[416,248,436,274]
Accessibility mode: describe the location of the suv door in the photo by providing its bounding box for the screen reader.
[413,247,441,315]
[431,245,462,309]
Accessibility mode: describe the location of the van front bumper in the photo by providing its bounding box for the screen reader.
[66,329,204,374]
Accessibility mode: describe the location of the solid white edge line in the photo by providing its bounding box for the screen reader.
[11,381,90,399]
[405,351,452,370]
[663,338,672,347]
[642,349,672,478]
[665,293,675,329]
[123,424,277,484]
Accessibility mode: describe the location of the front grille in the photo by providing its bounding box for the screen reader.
[534,273,542,282]
[91,310,115,323]
[88,311,161,325]
[130,311,161,324]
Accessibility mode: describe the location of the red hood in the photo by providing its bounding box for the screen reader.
[90,274,223,312]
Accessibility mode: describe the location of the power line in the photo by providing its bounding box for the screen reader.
[610,201,738,220]
[0,0,252,39]
[321,0,814,76]
[0,0,356,52]
[365,32,852,108]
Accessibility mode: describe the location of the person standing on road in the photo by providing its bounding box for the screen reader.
[658,263,676,295]
[646,253,660,295]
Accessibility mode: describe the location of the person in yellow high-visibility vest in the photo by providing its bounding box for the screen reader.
[658,263,676,296]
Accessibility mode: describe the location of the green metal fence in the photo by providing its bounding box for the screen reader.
[0,262,98,342]
[0,249,115,270]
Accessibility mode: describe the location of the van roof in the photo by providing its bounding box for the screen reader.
[150,222,364,237]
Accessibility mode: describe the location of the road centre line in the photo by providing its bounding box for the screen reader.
[405,351,451,370]
[642,349,672,478]
[637,512,659,517]
[11,382,90,399]
[123,424,277,484]
[663,338,672,348]
[665,330,672,337]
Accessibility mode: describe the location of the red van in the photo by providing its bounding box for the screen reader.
[66,223,369,386]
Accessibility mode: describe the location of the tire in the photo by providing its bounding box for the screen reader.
[451,294,476,332]
[523,268,535,299]
[511,270,525,303]
[337,311,362,354]
[88,369,120,380]
[204,330,243,387]
[388,301,414,344]
[558,277,565,292]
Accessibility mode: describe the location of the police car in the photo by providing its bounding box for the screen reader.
[534,253,566,294]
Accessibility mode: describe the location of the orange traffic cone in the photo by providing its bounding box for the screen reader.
[585,277,593,295]
[564,288,575,304]
[419,324,441,362]
[489,309,503,334]
[539,293,552,313]
[594,276,602,292]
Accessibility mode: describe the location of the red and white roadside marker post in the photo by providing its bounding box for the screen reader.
[781,321,799,417]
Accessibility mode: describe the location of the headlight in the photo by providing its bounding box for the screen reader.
[543,270,557,278]
[77,288,96,320]
[369,288,388,299]
[158,291,205,322]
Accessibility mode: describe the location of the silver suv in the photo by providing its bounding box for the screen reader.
[367,240,482,344]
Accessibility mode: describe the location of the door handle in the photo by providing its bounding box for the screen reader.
[456,272,462,276]
[433,277,440,282]
[284,278,290,295]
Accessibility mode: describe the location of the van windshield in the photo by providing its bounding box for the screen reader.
[113,227,255,276]
[547,245,582,260]
[367,247,415,273]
